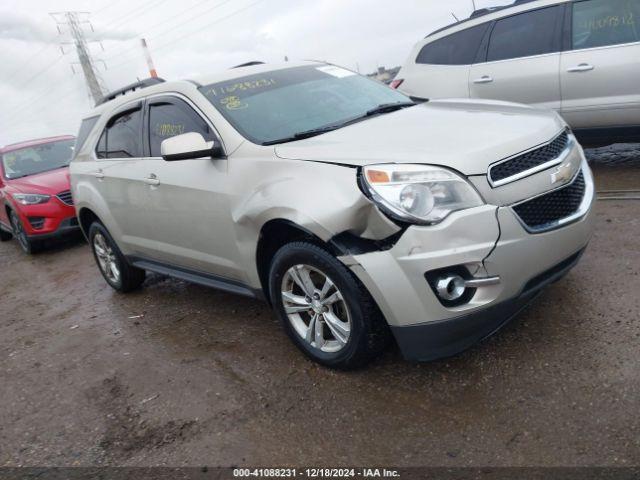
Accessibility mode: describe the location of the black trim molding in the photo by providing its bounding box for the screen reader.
[128,257,264,300]
[574,125,640,147]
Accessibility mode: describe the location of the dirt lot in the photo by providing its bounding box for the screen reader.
[0,154,639,467]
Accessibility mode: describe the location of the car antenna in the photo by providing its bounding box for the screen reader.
[451,12,460,22]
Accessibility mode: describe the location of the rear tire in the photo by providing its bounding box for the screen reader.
[269,241,389,370]
[88,222,145,293]
[9,210,39,254]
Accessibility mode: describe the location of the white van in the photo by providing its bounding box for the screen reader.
[394,0,640,146]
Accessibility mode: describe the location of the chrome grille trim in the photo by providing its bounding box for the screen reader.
[510,163,594,234]
[488,131,573,188]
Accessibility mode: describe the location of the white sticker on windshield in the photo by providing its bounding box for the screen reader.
[316,66,356,78]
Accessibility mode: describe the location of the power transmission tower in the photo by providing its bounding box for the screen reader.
[50,11,107,105]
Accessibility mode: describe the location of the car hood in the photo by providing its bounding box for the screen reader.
[274,99,566,175]
[7,166,70,194]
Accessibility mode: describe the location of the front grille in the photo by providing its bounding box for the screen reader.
[28,217,45,230]
[489,131,569,185]
[56,190,74,206]
[513,171,585,233]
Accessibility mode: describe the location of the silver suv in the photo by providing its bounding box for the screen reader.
[71,61,595,369]
[394,0,640,147]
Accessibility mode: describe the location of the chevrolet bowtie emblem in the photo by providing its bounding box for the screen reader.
[551,162,573,185]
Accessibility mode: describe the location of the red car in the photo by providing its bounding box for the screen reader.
[0,135,79,254]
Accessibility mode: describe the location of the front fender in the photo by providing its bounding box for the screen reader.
[230,153,401,287]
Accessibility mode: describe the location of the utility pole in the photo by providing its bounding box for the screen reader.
[50,11,107,105]
[141,38,158,78]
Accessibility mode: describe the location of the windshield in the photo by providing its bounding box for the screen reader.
[199,65,412,145]
[1,139,75,180]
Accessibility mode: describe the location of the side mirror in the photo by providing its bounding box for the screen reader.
[161,132,224,161]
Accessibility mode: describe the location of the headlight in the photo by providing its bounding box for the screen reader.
[361,164,484,225]
[12,193,51,205]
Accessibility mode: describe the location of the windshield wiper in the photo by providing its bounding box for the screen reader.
[262,102,416,146]
[365,101,416,117]
[263,125,343,145]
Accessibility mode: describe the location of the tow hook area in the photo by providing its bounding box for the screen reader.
[338,205,503,327]
[435,274,501,302]
[425,205,503,306]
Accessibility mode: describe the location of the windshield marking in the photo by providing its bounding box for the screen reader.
[198,65,412,145]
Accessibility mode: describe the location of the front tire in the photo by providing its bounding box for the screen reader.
[0,227,12,242]
[269,242,389,370]
[9,210,39,254]
[89,222,145,292]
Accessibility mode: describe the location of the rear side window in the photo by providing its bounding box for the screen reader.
[417,23,490,65]
[96,108,142,159]
[572,0,640,50]
[148,100,216,157]
[487,6,562,62]
[74,116,99,157]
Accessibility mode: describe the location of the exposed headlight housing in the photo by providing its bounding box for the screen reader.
[361,164,484,225]
[12,193,51,206]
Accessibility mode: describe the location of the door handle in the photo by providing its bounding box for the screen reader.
[144,174,160,186]
[567,63,595,73]
[94,170,104,180]
[473,75,494,84]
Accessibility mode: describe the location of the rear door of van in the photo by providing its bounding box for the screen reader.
[469,4,564,111]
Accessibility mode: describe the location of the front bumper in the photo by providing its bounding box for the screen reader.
[390,248,585,361]
[26,216,80,240]
[346,160,595,361]
[13,199,80,240]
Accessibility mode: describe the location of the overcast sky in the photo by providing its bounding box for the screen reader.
[0,0,511,145]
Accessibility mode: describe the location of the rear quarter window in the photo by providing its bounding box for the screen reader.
[417,23,490,65]
[74,116,99,158]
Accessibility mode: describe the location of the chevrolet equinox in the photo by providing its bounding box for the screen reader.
[70,61,595,369]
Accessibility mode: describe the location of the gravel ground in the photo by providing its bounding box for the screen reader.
[0,162,638,468]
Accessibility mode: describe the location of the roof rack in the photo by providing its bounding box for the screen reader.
[469,6,503,18]
[232,61,265,69]
[97,77,166,106]
[427,0,540,37]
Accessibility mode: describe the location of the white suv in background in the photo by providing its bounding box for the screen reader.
[394,0,640,147]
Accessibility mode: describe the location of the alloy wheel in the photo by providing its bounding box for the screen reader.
[93,233,121,284]
[281,264,352,353]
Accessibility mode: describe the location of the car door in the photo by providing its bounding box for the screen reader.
[469,4,564,111]
[560,0,640,129]
[139,95,242,280]
[400,23,491,100]
[94,102,159,257]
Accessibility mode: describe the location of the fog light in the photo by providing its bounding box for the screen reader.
[436,275,467,301]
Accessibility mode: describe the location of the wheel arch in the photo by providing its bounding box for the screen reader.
[78,207,101,239]
[255,219,343,303]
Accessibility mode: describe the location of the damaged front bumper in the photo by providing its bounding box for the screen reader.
[343,163,596,362]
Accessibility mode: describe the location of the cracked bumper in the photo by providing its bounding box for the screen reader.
[345,164,596,361]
